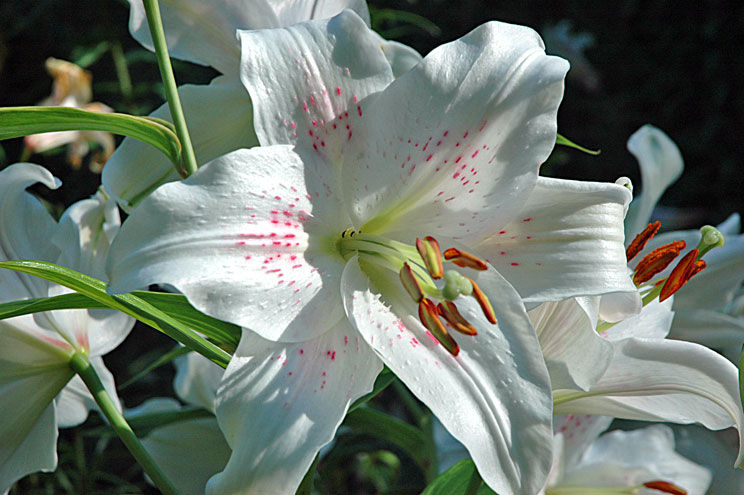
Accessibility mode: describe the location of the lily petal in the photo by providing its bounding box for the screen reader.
[669,309,744,363]
[602,297,674,341]
[207,321,381,495]
[341,257,553,495]
[0,164,61,301]
[478,176,635,302]
[107,146,350,342]
[103,75,256,211]
[553,337,744,466]
[238,10,393,150]
[563,425,712,495]
[624,125,684,240]
[127,0,371,75]
[529,297,612,391]
[173,351,224,413]
[552,414,613,468]
[0,325,73,493]
[342,21,568,242]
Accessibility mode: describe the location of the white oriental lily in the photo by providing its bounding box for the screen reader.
[104,0,422,210]
[535,293,744,468]
[620,125,744,360]
[0,163,133,493]
[105,12,640,494]
[545,415,711,495]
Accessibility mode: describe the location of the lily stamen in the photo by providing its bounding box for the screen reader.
[659,249,701,302]
[626,221,661,262]
[642,480,688,495]
[418,298,460,356]
[443,247,488,270]
[437,301,478,336]
[417,236,444,278]
[632,240,686,285]
[466,276,497,324]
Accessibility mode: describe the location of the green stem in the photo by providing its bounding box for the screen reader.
[69,352,177,495]
[142,0,198,177]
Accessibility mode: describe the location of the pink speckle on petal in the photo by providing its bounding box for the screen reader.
[336,87,341,95]
[523,218,532,222]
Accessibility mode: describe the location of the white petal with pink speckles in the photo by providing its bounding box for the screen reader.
[107,146,352,342]
[238,10,393,154]
[553,337,744,466]
[206,320,381,495]
[477,176,637,302]
[341,257,553,495]
[341,22,569,242]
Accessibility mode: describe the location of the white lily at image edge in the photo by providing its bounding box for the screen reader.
[104,0,423,210]
[0,163,133,493]
[106,11,638,495]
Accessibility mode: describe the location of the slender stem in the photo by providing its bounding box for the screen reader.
[141,0,198,177]
[69,352,178,495]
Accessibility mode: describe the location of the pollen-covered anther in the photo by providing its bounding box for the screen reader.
[399,262,424,303]
[418,298,460,356]
[659,248,701,302]
[626,221,661,262]
[633,240,686,285]
[416,236,444,279]
[437,301,477,336]
[443,248,488,270]
[464,276,497,325]
[642,480,688,495]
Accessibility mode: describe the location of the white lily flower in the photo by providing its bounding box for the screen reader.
[536,295,744,468]
[546,416,711,495]
[104,11,576,494]
[0,164,133,493]
[104,0,422,210]
[620,124,744,359]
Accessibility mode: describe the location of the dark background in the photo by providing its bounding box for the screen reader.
[2,0,743,223]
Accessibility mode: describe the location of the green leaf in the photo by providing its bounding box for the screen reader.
[0,292,107,319]
[118,345,191,390]
[556,133,600,155]
[0,106,182,169]
[349,367,395,412]
[0,260,231,368]
[344,407,433,474]
[422,460,495,495]
[0,291,240,351]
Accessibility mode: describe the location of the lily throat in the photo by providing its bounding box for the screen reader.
[337,231,497,356]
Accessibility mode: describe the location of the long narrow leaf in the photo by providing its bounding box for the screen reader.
[0,106,182,167]
[0,260,231,368]
[0,290,240,350]
[556,132,600,155]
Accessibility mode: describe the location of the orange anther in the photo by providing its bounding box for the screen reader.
[689,259,706,278]
[464,277,497,325]
[627,221,661,261]
[633,240,686,285]
[416,236,444,279]
[399,262,424,303]
[418,299,459,356]
[437,301,477,336]
[443,248,488,271]
[643,480,688,495]
[659,249,699,302]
